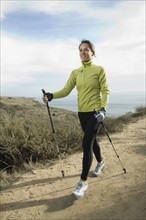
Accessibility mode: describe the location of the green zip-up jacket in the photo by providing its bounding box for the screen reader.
[53,60,110,112]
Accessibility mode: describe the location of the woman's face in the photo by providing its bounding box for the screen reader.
[79,43,93,62]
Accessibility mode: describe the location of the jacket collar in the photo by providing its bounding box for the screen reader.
[82,60,92,68]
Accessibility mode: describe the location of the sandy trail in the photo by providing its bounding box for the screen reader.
[0,117,145,220]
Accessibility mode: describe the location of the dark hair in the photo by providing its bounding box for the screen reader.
[78,39,96,57]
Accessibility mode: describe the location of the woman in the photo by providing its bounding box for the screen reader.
[43,39,110,199]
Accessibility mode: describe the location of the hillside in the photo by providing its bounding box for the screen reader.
[0,97,82,173]
[0,115,145,220]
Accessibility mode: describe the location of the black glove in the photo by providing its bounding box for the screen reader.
[44,92,53,101]
[94,108,106,122]
[42,89,53,102]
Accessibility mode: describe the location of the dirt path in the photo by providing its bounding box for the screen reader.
[0,117,145,220]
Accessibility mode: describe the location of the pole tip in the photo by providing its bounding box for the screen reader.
[123,168,126,173]
[61,170,65,177]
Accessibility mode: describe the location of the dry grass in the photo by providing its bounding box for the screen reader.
[0,97,82,170]
[0,97,145,189]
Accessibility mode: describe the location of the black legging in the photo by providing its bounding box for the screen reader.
[78,112,103,181]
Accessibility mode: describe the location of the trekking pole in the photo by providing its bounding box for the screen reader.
[42,89,65,177]
[101,122,126,174]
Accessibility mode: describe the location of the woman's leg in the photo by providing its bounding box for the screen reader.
[78,112,102,181]
[93,123,103,162]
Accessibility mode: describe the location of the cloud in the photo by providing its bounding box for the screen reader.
[1,1,145,97]
[1,1,113,41]
[1,32,80,95]
[0,0,121,24]
[0,1,105,17]
[95,1,145,78]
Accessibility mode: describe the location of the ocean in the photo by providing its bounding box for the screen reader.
[38,92,145,118]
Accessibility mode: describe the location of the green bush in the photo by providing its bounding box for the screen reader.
[132,106,146,117]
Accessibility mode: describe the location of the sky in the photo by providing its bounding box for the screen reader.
[0,0,145,98]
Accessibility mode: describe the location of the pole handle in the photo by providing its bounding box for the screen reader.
[42,89,46,96]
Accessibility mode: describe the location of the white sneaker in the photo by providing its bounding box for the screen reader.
[93,160,105,176]
[72,181,88,199]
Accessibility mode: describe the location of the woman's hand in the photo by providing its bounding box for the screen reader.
[42,92,53,103]
[94,108,106,122]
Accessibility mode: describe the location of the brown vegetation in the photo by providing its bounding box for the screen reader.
[0,97,145,189]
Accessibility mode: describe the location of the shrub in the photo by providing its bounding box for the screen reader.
[0,97,82,173]
[0,97,145,173]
